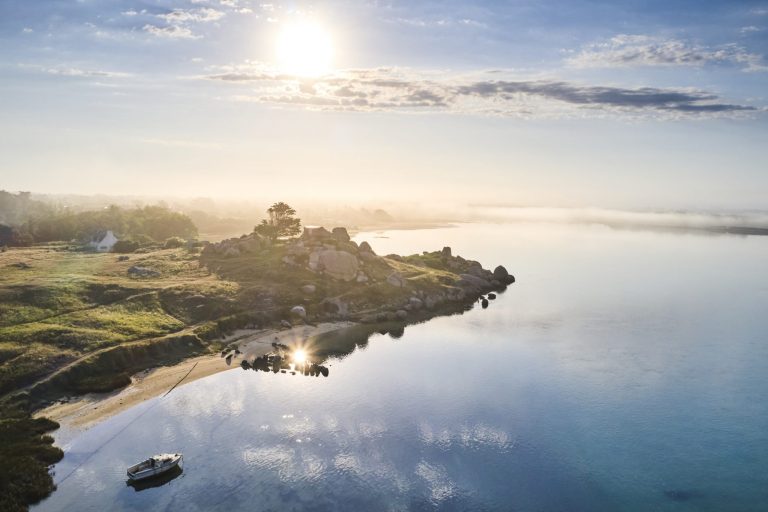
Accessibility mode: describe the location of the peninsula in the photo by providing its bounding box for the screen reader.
[0,222,513,511]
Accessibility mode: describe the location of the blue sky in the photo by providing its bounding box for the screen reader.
[1,0,767,209]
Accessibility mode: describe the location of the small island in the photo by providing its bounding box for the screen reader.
[0,202,513,511]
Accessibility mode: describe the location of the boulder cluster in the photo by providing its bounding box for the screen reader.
[281,226,379,283]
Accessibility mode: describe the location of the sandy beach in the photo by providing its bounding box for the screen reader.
[37,321,353,431]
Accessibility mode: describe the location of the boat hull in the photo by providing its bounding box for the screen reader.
[127,453,183,481]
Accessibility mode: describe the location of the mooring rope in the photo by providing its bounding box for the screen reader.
[54,361,200,486]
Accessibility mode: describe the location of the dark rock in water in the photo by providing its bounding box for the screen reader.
[664,490,702,502]
[225,354,233,365]
[488,293,496,300]
[481,298,489,308]
[240,360,251,370]
[493,265,514,284]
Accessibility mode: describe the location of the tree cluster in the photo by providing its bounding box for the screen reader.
[0,191,198,247]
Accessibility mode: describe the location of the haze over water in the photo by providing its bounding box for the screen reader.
[36,223,768,511]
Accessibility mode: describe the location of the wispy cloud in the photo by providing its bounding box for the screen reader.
[157,8,225,24]
[386,16,487,29]
[143,7,225,40]
[567,35,767,72]
[143,24,201,40]
[20,64,132,79]
[203,65,758,119]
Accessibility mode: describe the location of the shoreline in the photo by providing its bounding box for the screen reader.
[36,321,353,432]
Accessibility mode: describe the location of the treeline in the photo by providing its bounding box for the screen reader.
[0,191,197,247]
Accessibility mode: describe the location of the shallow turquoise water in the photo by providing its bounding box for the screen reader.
[35,223,768,511]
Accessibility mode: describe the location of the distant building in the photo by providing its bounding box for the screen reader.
[89,230,118,252]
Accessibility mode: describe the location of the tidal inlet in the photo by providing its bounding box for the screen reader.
[1,1,767,511]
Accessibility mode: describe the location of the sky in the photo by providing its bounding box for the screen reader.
[1,0,767,210]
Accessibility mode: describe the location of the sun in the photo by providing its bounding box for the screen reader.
[275,21,333,77]
[292,349,307,365]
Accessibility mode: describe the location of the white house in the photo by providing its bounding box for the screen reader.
[89,230,118,252]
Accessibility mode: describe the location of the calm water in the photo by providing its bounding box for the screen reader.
[35,223,768,511]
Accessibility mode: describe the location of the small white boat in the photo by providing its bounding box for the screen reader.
[127,453,183,481]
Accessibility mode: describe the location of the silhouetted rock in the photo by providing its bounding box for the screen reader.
[458,273,490,292]
[488,293,496,300]
[302,226,332,241]
[493,265,514,284]
[441,246,452,257]
[331,227,350,242]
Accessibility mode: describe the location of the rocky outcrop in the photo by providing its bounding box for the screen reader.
[309,249,359,281]
[302,226,332,241]
[457,273,491,293]
[331,227,350,242]
[493,265,515,284]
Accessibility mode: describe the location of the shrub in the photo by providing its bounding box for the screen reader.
[112,240,139,254]
[164,237,185,249]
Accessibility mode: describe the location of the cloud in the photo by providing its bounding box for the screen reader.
[740,26,762,34]
[20,64,131,79]
[202,65,758,119]
[386,16,487,29]
[567,35,767,72]
[143,24,201,39]
[157,8,225,24]
[455,81,754,113]
[143,7,225,40]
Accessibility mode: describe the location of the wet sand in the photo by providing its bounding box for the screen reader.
[37,321,353,431]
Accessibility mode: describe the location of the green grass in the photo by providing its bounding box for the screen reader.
[0,247,235,399]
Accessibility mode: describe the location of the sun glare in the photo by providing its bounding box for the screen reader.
[275,21,333,77]
[293,349,307,365]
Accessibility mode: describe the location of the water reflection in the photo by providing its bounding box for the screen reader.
[33,223,768,512]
